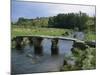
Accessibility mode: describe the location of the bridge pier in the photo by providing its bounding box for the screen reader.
[33,37,43,56]
[28,37,34,46]
[51,38,59,55]
[15,36,23,50]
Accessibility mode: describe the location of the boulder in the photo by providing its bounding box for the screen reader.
[73,41,88,50]
[85,40,96,47]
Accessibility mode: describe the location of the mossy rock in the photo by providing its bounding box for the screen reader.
[85,41,96,48]
[73,41,88,50]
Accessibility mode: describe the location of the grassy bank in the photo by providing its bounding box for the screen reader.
[85,31,96,41]
[11,27,72,38]
[11,26,96,41]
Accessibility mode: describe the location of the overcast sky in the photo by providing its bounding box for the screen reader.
[11,1,95,22]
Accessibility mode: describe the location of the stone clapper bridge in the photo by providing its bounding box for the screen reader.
[11,35,85,74]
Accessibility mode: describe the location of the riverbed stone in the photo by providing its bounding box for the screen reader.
[73,41,88,50]
[85,40,96,48]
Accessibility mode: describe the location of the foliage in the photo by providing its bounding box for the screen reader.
[17,17,33,27]
[82,47,96,69]
[85,31,96,41]
[48,12,89,31]
[32,17,49,27]
[16,17,49,27]
[12,12,95,31]
[61,47,96,71]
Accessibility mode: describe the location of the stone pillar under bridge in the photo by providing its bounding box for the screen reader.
[51,38,59,55]
[33,37,43,56]
[28,36,34,46]
[15,36,23,50]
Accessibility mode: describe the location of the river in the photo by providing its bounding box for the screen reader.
[11,32,84,74]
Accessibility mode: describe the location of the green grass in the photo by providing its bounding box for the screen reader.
[85,31,96,41]
[11,27,72,38]
[11,26,96,41]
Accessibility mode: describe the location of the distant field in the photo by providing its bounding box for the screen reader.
[11,26,96,41]
[11,27,72,38]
